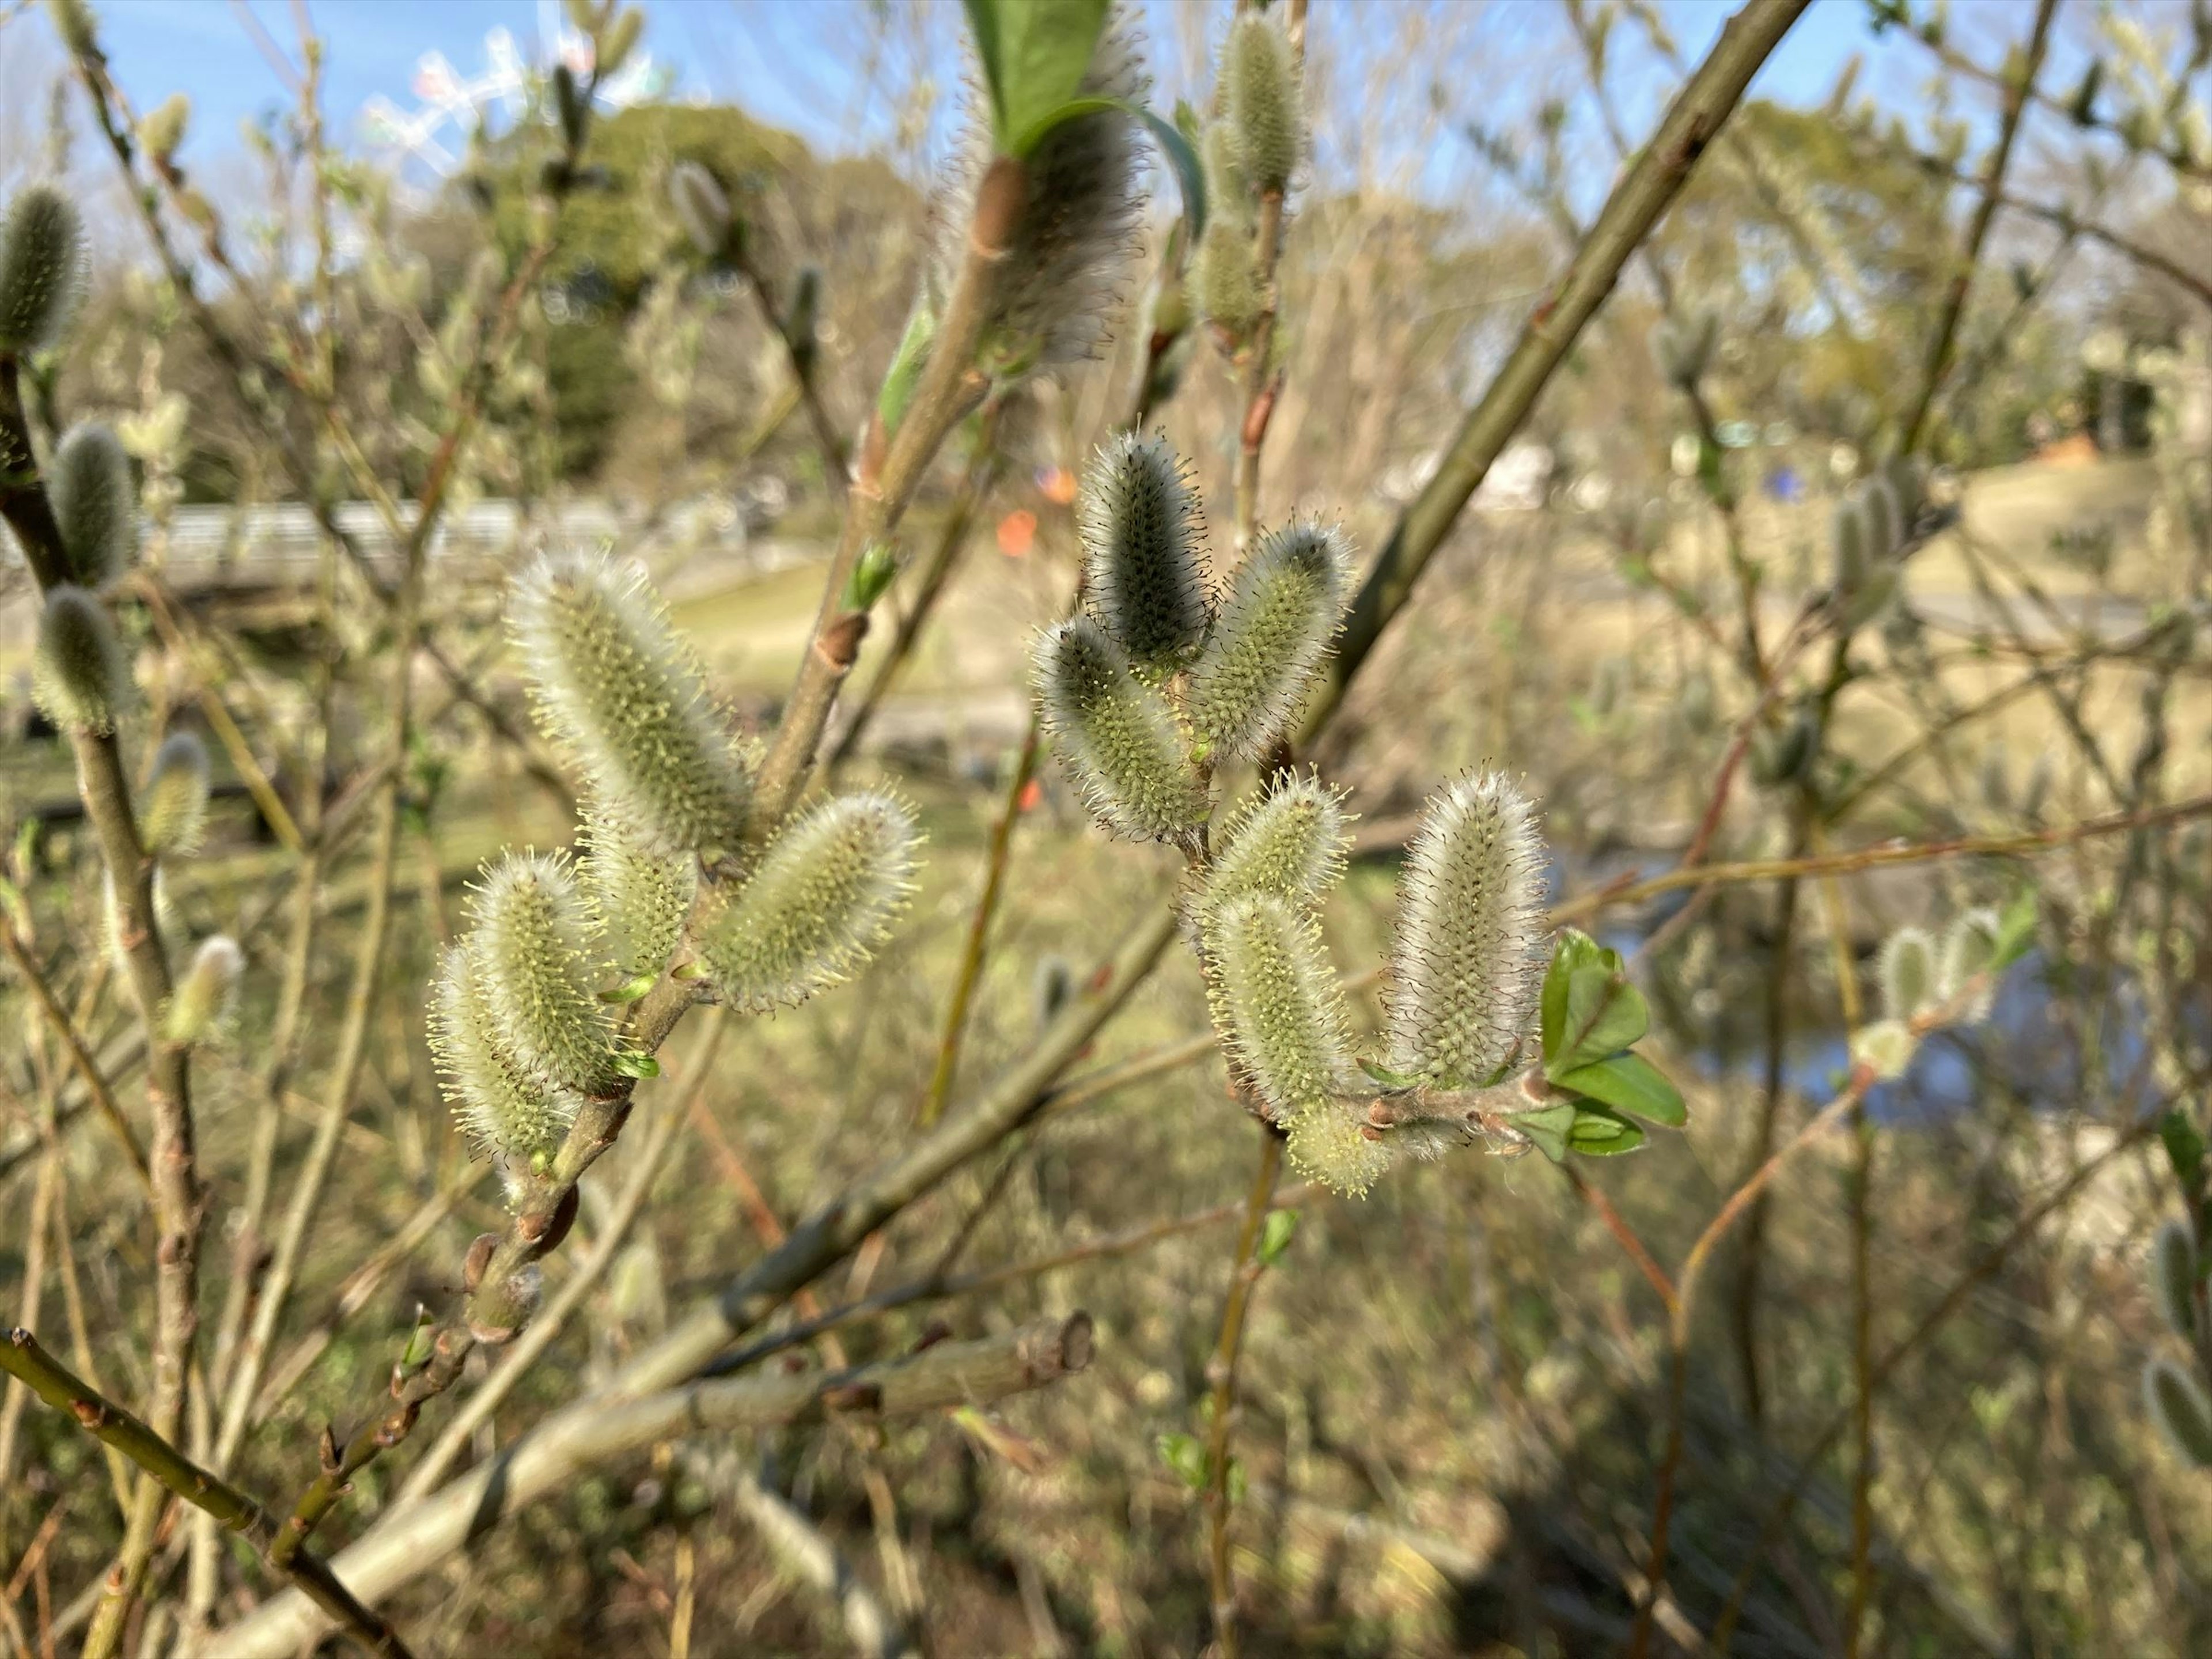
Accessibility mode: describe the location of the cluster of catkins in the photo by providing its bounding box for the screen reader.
[1191,9,1303,341]
[1831,454,1925,630]
[2,184,236,1047]
[430,552,921,1190]
[1031,437,1550,1195]
[1851,908,2003,1080]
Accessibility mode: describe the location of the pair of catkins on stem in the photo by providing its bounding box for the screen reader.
[3,183,235,1046]
[1032,434,1551,1196]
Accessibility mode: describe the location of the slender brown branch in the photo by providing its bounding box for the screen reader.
[0,920,149,1190]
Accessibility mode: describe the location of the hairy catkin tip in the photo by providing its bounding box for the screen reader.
[1205,773,1349,912]
[1034,615,1206,842]
[1203,892,1351,1127]
[1189,520,1353,759]
[469,851,618,1095]
[1225,12,1302,194]
[698,790,920,1013]
[1080,431,1210,670]
[1384,771,1547,1088]
[670,160,733,258]
[2154,1220,2199,1340]
[49,422,137,586]
[511,551,750,857]
[579,798,696,984]
[430,943,580,1165]
[33,585,130,734]
[141,730,212,857]
[1876,926,1936,1022]
[162,934,240,1046]
[2146,1357,2212,1466]
[0,184,85,352]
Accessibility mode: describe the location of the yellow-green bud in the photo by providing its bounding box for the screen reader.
[1205,774,1349,912]
[1192,219,1262,335]
[597,7,643,75]
[1384,771,1546,1088]
[162,934,240,1046]
[1876,925,1935,1022]
[141,730,211,857]
[0,184,86,353]
[1935,906,2001,1021]
[1851,1017,1915,1080]
[430,941,582,1165]
[467,851,619,1096]
[1188,519,1353,760]
[46,0,99,55]
[1033,615,1206,843]
[696,790,920,1013]
[1078,431,1210,671]
[1225,12,1303,194]
[33,585,130,734]
[138,93,190,163]
[49,421,138,587]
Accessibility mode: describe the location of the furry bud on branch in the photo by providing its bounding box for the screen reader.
[511,551,751,858]
[48,422,138,587]
[1384,771,1546,1089]
[0,184,85,353]
[468,852,619,1096]
[2146,1357,2212,1466]
[1078,432,1210,671]
[696,790,920,1013]
[162,934,240,1046]
[32,585,130,735]
[1205,774,1349,912]
[137,94,190,164]
[579,799,696,986]
[141,730,211,857]
[1202,892,1349,1125]
[430,942,580,1168]
[1188,520,1353,759]
[1192,217,1263,335]
[1034,615,1206,842]
[1225,11,1303,195]
[1876,926,1935,1022]
[1935,906,2001,1021]
[2154,1220,2199,1340]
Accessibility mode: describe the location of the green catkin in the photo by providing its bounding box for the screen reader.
[141,730,212,857]
[2145,1357,2212,1467]
[1188,519,1353,759]
[1202,892,1349,1125]
[1079,431,1210,671]
[1034,615,1206,842]
[46,0,99,55]
[1936,906,2002,1019]
[162,934,240,1046]
[2154,1220,2199,1340]
[670,160,733,259]
[1204,774,1349,912]
[1876,926,1936,1022]
[49,422,138,587]
[32,585,130,735]
[696,790,920,1013]
[597,7,643,75]
[1225,11,1302,194]
[578,797,696,984]
[0,184,85,352]
[1192,217,1263,335]
[429,942,579,1167]
[510,551,751,857]
[1202,120,1253,224]
[138,93,190,162]
[1851,1018,1916,1080]
[1384,771,1547,1088]
[468,851,618,1096]
[1286,1102,1394,1198]
[1831,492,1871,596]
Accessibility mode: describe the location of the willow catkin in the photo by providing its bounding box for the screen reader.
[1204,774,1349,912]
[1876,926,1936,1022]
[32,585,131,735]
[695,790,920,1014]
[429,942,579,1168]
[1078,431,1210,671]
[162,934,240,1046]
[1188,520,1353,759]
[1936,906,2002,1021]
[1224,10,1303,194]
[1034,615,1206,842]
[141,730,212,858]
[467,851,618,1097]
[510,551,751,857]
[578,797,696,985]
[1384,771,1547,1088]
[48,422,138,587]
[0,184,84,352]
[2154,1220,2199,1340]
[1202,892,1349,1126]
[2145,1357,2212,1467]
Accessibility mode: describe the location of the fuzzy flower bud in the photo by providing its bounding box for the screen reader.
[2146,1357,2212,1466]
[0,184,85,353]
[1189,520,1353,760]
[1384,771,1546,1088]
[1205,774,1348,912]
[579,797,696,985]
[1934,906,2001,1013]
[1203,892,1350,1124]
[670,160,734,259]
[1831,493,1871,596]
[1287,1102,1395,1198]
[1202,120,1253,223]
[33,585,130,734]
[49,421,138,587]
[1876,925,1935,1022]
[141,730,211,857]
[696,790,920,1013]
[1225,11,1303,194]
[1078,431,1210,671]
[1034,615,1206,842]
[162,934,240,1046]
[1192,218,1263,335]
[511,551,751,857]
[468,851,618,1096]
[1851,1017,1915,1080]
[2154,1219,2199,1340]
[430,942,581,1165]
[138,94,190,164]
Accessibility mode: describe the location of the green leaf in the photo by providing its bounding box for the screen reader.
[843,540,900,612]
[1008,96,1207,237]
[1991,888,2039,969]
[1510,1101,1577,1164]
[876,301,938,438]
[1567,1105,1647,1156]
[1257,1209,1298,1267]
[1552,1051,1687,1128]
[1540,929,1649,1075]
[611,1050,660,1080]
[962,0,1112,153]
[2164,1109,2209,1196]
[1357,1057,1421,1090]
[1156,1431,1207,1491]
[601,971,659,1005]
